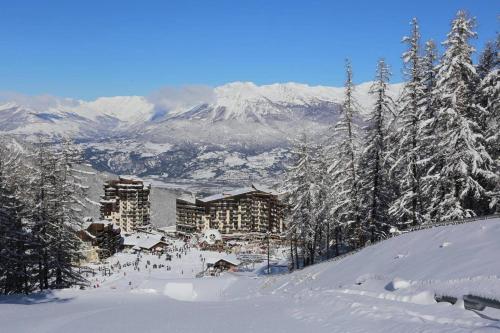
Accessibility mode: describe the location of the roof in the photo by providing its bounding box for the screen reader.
[252,183,280,196]
[122,233,168,250]
[81,230,96,240]
[104,176,151,189]
[82,219,118,231]
[198,184,278,203]
[177,194,197,204]
[158,225,177,232]
[119,175,144,182]
[206,254,241,266]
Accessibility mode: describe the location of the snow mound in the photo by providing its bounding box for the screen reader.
[131,288,158,294]
[163,282,197,301]
[409,290,436,305]
[385,277,411,291]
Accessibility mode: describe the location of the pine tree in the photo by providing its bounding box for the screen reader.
[388,18,426,226]
[423,11,498,220]
[418,40,440,221]
[358,59,395,242]
[30,141,53,290]
[477,40,498,80]
[0,138,90,293]
[49,140,88,288]
[326,59,362,250]
[283,134,321,266]
[476,37,500,212]
[29,140,87,290]
[0,144,31,294]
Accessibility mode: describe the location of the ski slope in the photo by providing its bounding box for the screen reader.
[1,219,499,333]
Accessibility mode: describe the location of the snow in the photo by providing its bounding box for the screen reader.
[223,153,247,167]
[122,233,165,249]
[1,219,499,332]
[386,277,411,291]
[198,184,277,203]
[73,96,155,123]
[0,81,403,139]
[212,81,402,119]
[197,187,256,202]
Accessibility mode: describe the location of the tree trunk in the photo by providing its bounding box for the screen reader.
[335,227,340,256]
[326,223,330,259]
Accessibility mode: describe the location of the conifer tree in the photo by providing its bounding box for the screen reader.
[283,134,321,266]
[326,59,362,249]
[358,59,395,242]
[0,144,31,294]
[476,37,499,212]
[50,140,88,288]
[388,18,426,226]
[423,11,497,220]
[418,40,440,220]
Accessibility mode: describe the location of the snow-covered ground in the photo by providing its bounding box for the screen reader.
[2,219,500,333]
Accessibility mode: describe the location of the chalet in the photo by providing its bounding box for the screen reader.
[206,255,241,272]
[78,218,122,261]
[176,184,285,237]
[122,233,169,253]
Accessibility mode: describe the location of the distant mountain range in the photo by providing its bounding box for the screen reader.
[0,81,402,187]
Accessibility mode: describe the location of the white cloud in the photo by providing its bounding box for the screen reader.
[0,85,216,117]
[146,85,215,115]
[0,91,79,111]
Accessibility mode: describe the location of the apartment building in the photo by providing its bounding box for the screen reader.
[176,185,285,237]
[100,176,151,233]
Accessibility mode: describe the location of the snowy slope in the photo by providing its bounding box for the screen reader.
[1,218,499,333]
[240,218,500,301]
[73,96,155,123]
[210,81,386,120]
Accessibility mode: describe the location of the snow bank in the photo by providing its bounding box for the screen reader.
[385,277,411,291]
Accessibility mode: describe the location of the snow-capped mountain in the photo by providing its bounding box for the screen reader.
[0,82,402,184]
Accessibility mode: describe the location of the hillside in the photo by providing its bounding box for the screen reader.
[1,218,499,333]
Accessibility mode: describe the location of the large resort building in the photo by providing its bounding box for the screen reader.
[176,185,285,238]
[100,176,151,233]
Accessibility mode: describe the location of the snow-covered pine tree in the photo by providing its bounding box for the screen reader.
[357,59,395,243]
[0,138,90,292]
[423,11,498,220]
[325,59,362,250]
[0,143,31,294]
[477,40,498,80]
[48,139,88,288]
[28,140,88,290]
[418,40,440,221]
[282,134,321,266]
[313,145,333,259]
[476,37,499,212]
[387,18,426,226]
[30,140,54,291]
[421,40,439,116]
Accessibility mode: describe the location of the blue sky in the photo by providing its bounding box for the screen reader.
[0,0,497,100]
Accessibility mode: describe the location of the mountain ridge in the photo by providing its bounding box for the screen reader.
[0,81,403,185]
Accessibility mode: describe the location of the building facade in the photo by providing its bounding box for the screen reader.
[176,185,285,237]
[100,176,151,233]
[78,218,122,261]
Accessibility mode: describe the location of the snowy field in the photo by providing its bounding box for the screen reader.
[1,219,500,333]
